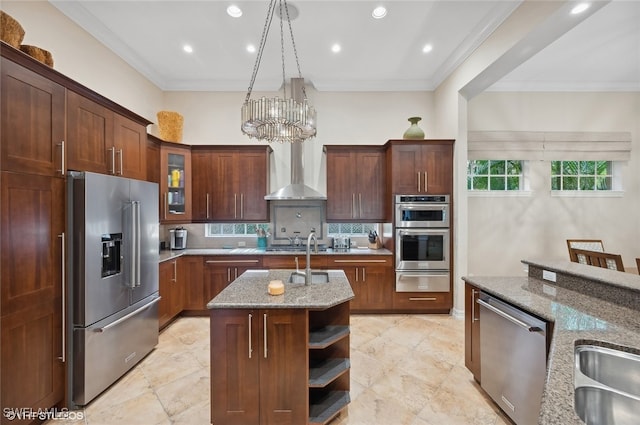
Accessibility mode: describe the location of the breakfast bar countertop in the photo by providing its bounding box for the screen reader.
[463,260,640,425]
[206,269,355,310]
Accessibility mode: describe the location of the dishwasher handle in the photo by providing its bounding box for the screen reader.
[477,298,543,333]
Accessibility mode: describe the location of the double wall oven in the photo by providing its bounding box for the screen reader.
[395,195,450,292]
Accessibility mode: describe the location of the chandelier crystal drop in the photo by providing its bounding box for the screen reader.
[241,0,317,143]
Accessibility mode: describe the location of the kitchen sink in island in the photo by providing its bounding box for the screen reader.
[207,269,355,425]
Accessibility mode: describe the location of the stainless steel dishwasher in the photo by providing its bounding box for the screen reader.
[477,292,548,425]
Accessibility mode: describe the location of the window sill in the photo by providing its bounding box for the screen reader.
[550,190,624,198]
[467,190,532,198]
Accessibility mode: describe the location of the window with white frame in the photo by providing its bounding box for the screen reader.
[327,223,378,236]
[206,223,270,237]
[467,160,524,191]
[551,160,613,191]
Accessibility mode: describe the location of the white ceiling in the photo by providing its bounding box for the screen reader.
[51,0,640,93]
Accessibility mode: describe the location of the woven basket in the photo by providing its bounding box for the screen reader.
[1,11,25,48]
[20,45,54,67]
[157,111,184,142]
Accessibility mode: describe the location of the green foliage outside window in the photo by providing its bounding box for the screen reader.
[467,160,523,191]
[550,161,611,191]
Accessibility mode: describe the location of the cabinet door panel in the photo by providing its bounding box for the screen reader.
[239,151,269,221]
[326,151,356,220]
[181,256,205,311]
[67,91,114,174]
[160,144,191,222]
[1,59,65,176]
[357,151,385,220]
[211,310,260,425]
[422,144,453,194]
[159,260,176,328]
[1,300,64,414]
[259,309,307,425]
[191,151,212,221]
[113,114,147,180]
[210,152,237,220]
[390,144,421,194]
[1,173,64,315]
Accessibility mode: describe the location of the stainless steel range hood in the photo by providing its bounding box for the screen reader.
[264,78,325,200]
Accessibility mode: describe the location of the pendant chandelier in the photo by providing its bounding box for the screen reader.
[241,0,317,143]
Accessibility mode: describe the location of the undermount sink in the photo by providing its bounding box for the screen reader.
[574,386,640,425]
[287,271,330,284]
[574,345,640,425]
[575,345,640,396]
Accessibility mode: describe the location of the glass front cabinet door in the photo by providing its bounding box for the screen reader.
[160,144,191,223]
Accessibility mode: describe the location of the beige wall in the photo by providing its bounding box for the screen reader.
[467,92,640,275]
[3,1,163,122]
[162,89,434,194]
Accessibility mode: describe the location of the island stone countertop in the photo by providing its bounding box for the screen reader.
[207,269,355,310]
[463,260,640,425]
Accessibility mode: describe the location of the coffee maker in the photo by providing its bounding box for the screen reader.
[169,227,188,250]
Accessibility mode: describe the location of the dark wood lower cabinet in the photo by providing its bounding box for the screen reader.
[159,259,183,329]
[211,301,351,425]
[210,309,308,425]
[464,282,482,381]
[326,256,393,312]
[392,291,451,313]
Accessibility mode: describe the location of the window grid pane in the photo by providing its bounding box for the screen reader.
[550,161,612,191]
[467,160,523,191]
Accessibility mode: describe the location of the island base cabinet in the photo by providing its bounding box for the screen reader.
[210,309,307,425]
[464,283,482,381]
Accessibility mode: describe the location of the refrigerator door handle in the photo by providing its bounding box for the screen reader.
[133,200,142,287]
[94,296,162,332]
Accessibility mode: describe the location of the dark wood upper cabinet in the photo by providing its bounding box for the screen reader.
[66,90,114,174]
[113,113,147,180]
[386,140,454,196]
[192,146,271,222]
[160,142,192,223]
[1,57,65,177]
[67,91,148,180]
[324,145,386,222]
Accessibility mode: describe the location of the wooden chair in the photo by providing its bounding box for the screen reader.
[569,248,625,272]
[567,239,605,263]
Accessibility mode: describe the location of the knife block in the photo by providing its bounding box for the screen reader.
[368,237,383,250]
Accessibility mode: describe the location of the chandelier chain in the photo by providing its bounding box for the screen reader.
[244,0,277,103]
[283,1,308,99]
[279,1,287,100]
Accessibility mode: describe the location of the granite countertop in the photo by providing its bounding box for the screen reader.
[463,261,640,425]
[207,269,355,310]
[159,247,392,263]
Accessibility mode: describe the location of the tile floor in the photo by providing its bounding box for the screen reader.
[47,314,512,425]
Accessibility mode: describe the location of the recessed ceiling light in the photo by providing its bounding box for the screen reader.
[570,3,590,15]
[331,43,341,53]
[372,6,387,19]
[246,44,256,53]
[422,44,433,54]
[227,5,242,18]
[183,44,194,54]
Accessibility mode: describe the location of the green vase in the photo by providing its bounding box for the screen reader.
[403,116,425,139]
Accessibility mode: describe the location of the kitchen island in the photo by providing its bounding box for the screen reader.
[463,259,640,425]
[207,269,355,425]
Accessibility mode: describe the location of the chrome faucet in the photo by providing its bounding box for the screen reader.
[305,229,318,285]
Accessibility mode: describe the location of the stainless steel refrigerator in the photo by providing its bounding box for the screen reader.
[66,171,160,406]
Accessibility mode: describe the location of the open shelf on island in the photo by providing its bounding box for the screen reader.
[309,358,350,388]
[309,325,349,349]
[309,390,350,425]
